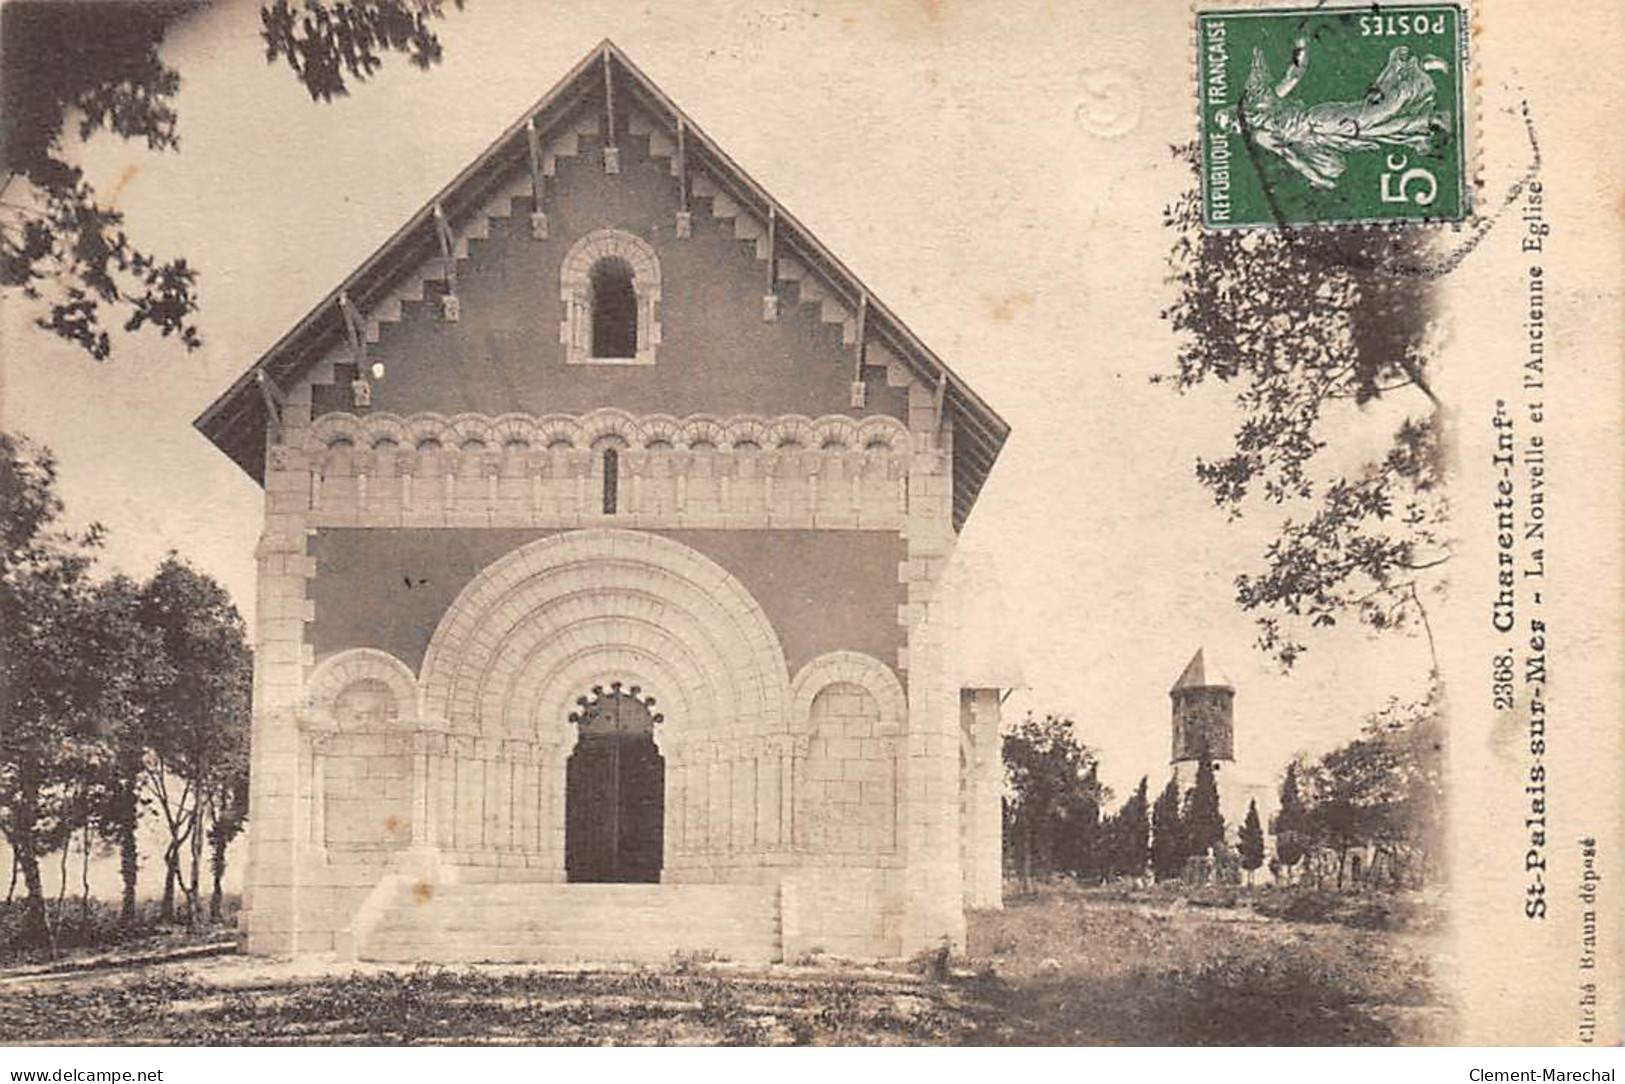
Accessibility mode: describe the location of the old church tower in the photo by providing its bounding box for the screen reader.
[194,43,1010,962]
[1169,648,1271,840]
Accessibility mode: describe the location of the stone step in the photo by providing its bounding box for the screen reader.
[357,881,781,964]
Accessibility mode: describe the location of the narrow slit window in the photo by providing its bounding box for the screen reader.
[602,447,619,514]
[590,258,638,358]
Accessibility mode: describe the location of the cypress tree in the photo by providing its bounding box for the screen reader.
[1117,777,1151,880]
[1239,799,1266,884]
[1273,760,1309,874]
[1183,746,1225,858]
[1151,776,1185,881]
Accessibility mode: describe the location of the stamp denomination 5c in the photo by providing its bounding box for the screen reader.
[1198,4,1468,229]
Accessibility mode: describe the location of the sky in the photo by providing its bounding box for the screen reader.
[0,0,1437,811]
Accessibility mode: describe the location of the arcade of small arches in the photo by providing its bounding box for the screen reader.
[297,529,910,883]
[293,410,915,524]
[301,408,911,458]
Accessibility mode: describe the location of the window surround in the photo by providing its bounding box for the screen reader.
[560,228,661,366]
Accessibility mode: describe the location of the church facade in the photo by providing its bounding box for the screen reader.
[194,43,1010,962]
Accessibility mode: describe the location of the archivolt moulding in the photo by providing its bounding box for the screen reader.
[789,650,906,732]
[419,528,791,740]
[304,647,420,728]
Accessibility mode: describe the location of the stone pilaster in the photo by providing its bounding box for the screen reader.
[241,414,316,954]
[960,688,1004,910]
[898,379,964,953]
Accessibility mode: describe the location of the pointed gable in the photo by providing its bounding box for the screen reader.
[193,41,1007,529]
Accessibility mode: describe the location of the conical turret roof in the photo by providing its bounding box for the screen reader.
[1170,648,1234,693]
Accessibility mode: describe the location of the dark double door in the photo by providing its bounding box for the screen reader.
[564,689,664,883]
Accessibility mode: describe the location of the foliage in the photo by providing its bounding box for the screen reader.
[1149,776,1184,881]
[1,1,463,360]
[1101,777,1150,881]
[1159,144,1449,669]
[1239,799,1266,880]
[1002,714,1109,884]
[1276,685,1445,889]
[0,433,109,942]
[0,894,237,965]
[0,1,201,360]
[1,431,250,947]
[1272,760,1310,873]
[261,1,466,102]
[137,554,252,924]
[1180,749,1225,859]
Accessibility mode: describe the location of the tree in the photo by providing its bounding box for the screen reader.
[2,1,462,360]
[1272,760,1310,878]
[1295,687,1445,892]
[1106,777,1150,881]
[1,2,201,360]
[206,763,250,922]
[1160,147,1448,671]
[1358,683,1446,886]
[261,0,467,103]
[1239,799,1265,885]
[1002,713,1109,888]
[78,573,169,926]
[1150,776,1185,881]
[137,554,251,924]
[0,433,105,944]
[1182,747,1225,859]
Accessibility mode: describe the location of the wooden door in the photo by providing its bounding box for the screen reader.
[564,685,664,883]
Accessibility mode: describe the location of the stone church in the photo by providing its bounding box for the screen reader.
[194,43,1011,962]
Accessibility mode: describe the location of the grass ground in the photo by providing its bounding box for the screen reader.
[0,885,1452,1045]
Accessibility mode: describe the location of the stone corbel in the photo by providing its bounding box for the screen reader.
[525,117,549,240]
[674,119,691,237]
[432,204,461,322]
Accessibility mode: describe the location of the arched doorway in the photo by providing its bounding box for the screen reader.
[565,682,664,883]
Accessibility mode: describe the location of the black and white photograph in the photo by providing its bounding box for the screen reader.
[0,0,1619,1063]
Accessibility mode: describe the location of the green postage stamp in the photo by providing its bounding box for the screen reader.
[1197,4,1469,228]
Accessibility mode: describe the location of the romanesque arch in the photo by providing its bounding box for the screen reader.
[304,647,420,727]
[560,229,662,364]
[789,650,905,730]
[420,528,791,746]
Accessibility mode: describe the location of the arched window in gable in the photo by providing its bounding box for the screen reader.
[590,258,638,358]
[561,229,661,365]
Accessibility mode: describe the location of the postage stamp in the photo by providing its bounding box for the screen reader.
[1197,4,1469,228]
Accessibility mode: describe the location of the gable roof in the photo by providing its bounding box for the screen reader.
[193,40,1008,529]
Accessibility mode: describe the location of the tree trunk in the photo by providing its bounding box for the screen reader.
[79,821,92,925]
[209,816,229,923]
[186,802,205,927]
[6,851,17,904]
[16,847,49,947]
[1021,816,1034,896]
[52,840,69,952]
[119,818,139,925]
[116,774,140,926]
[11,772,50,946]
[160,842,179,922]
